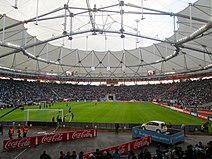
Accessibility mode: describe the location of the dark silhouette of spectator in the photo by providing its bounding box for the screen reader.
[103,151,108,159]
[181,124,186,136]
[17,126,22,138]
[71,151,77,159]
[167,122,172,129]
[184,145,194,159]
[156,145,167,159]
[94,148,103,159]
[112,149,121,159]
[143,148,151,159]
[205,141,212,159]
[138,148,145,159]
[105,150,112,159]
[115,123,120,134]
[128,150,136,159]
[64,151,71,159]
[78,151,84,159]
[0,123,3,135]
[59,151,65,159]
[89,154,96,159]
[40,151,51,159]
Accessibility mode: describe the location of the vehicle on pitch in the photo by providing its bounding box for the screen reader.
[141,121,167,133]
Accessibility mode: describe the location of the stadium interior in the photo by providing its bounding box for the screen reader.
[0,0,212,158]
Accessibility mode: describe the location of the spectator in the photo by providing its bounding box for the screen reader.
[105,150,112,159]
[143,148,151,159]
[78,151,84,159]
[64,152,72,159]
[59,151,65,159]
[0,122,3,135]
[184,145,194,159]
[94,149,103,159]
[17,126,22,138]
[205,141,212,159]
[103,151,108,159]
[71,151,77,159]
[40,151,51,159]
[128,150,136,159]
[112,149,121,159]
[138,148,145,159]
[0,78,211,107]
[156,145,167,159]
[89,154,96,159]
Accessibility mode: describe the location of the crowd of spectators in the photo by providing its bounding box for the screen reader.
[152,140,212,159]
[40,140,212,159]
[160,79,212,108]
[0,78,211,109]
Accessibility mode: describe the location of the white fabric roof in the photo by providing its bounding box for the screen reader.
[0,0,211,80]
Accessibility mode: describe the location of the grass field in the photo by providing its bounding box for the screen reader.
[0,102,207,126]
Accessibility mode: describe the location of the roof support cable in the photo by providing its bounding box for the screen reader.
[68,12,74,41]
[105,35,110,71]
[173,15,177,43]
[119,1,125,38]
[122,38,126,72]
[140,0,144,20]
[189,3,193,33]
[135,19,140,48]
[2,14,5,42]
[13,0,18,9]
[211,0,212,21]
[86,0,96,32]
[63,4,68,35]
[35,0,39,25]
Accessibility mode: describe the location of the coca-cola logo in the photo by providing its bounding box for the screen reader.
[4,138,32,150]
[118,144,127,154]
[41,133,63,143]
[71,130,92,139]
[133,138,148,149]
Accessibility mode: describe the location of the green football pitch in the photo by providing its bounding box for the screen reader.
[0,102,207,126]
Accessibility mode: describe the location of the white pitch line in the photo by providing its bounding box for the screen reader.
[13,147,28,159]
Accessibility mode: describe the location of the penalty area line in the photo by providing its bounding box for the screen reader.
[13,147,28,159]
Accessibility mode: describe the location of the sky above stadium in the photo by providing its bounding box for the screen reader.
[0,0,197,51]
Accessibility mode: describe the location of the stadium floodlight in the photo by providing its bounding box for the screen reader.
[24,109,64,122]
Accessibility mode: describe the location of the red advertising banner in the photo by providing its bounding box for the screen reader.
[3,136,36,150]
[84,136,151,159]
[3,129,97,150]
[37,132,68,145]
[183,110,190,114]
[198,114,208,120]
[69,129,96,140]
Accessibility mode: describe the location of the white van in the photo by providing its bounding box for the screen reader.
[141,121,167,133]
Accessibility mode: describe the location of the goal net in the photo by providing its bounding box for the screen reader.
[24,109,64,122]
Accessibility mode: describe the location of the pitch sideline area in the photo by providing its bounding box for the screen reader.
[0,127,212,159]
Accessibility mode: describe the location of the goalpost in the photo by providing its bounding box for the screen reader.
[24,109,64,122]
